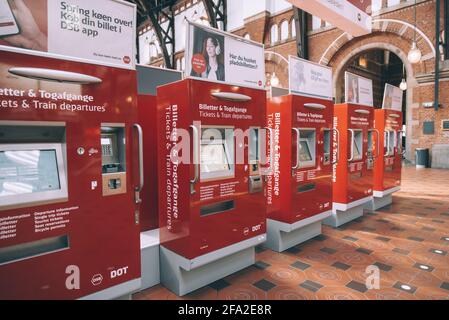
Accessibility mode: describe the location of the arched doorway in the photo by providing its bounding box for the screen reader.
[331,42,416,161]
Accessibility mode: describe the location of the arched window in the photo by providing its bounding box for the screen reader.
[312,16,322,30]
[243,33,251,40]
[280,20,289,41]
[270,24,278,45]
[291,19,296,38]
[371,0,382,12]
[387,0,400,7]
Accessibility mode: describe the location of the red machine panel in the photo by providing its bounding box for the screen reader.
[373,109,403,192]
[157,79,267,260]
[333,103,374,205]
[0,51,141,299]
[138,94,159,231]
[267,95,334,224]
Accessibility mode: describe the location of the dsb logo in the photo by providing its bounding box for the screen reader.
[110,266,129,279]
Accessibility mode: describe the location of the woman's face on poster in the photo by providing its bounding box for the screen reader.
[206,38,217,58]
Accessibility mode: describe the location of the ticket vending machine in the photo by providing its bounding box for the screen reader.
[366,109,403,210]
[157,79,268,296]
[0,51,143,299]
[265,95,336,252]
[324,103,375,227]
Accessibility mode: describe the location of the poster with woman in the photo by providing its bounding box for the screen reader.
[185,20,265,89]
[189,28,225,81]
[382,83,403,111]
[344,71,373,106]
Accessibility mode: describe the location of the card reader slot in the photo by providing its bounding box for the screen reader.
[200,200,235,217]
[0,235,69,266]
[297,183,316,193]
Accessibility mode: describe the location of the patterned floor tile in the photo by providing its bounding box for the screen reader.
[133,167,449,300]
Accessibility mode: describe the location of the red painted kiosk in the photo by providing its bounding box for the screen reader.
[157,22,268,296]
[265,57,336,252]
[0,1,142,299]
[324,72,376,227]
[368,108,403,210]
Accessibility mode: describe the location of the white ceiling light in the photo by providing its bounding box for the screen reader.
[408,42,422,64]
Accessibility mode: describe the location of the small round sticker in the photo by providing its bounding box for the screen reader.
[123,56,131,64]
[191,54,206,74]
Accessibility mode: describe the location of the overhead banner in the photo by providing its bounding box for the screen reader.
[382,83,403,111]
[289,55,333,101]
[0,0,136,69]
[287,0,372,37]
[185,20,265,89]
[345,72,373,107]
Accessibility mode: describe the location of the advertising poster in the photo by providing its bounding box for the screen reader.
[287,0,372,37]
[185,20,265,89]
[289,55,333,101]
[382,83,403,111]
[344,71,373,107]
[0,0,136,69]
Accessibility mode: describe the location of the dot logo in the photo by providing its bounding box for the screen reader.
[91,274,103,286]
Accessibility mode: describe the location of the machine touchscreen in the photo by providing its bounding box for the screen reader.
[298,141,312,162]
[0,149,60,196]
[200,142,230,173]
[353,140,361,158]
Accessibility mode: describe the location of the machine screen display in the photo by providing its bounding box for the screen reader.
[0,150,61,197]
[298,141,312,162]
[353,140,361,158]
[201,143,230,173]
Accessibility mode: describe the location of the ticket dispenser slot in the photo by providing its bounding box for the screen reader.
[248,127,262,194]
[101,124,126,196]
[349,129,363,162]
[298,129,316,169]
[323,129,331,165]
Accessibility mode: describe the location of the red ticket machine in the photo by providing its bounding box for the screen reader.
[324,103,375,227]
[368,109,403,210]
[265,95,336,252]
[0,50,143,299]
[157,79,268,296]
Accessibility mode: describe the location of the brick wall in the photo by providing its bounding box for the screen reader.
[144,0,446,166]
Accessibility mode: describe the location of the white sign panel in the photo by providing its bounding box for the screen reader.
[345,72,373,107]
[287,0,372,37]
[289,56,333,101]
[382,83,403,111]
[0,0,136,69]
[186,21,265,89]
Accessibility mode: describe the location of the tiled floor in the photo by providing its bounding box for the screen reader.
[133,167,449,300]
